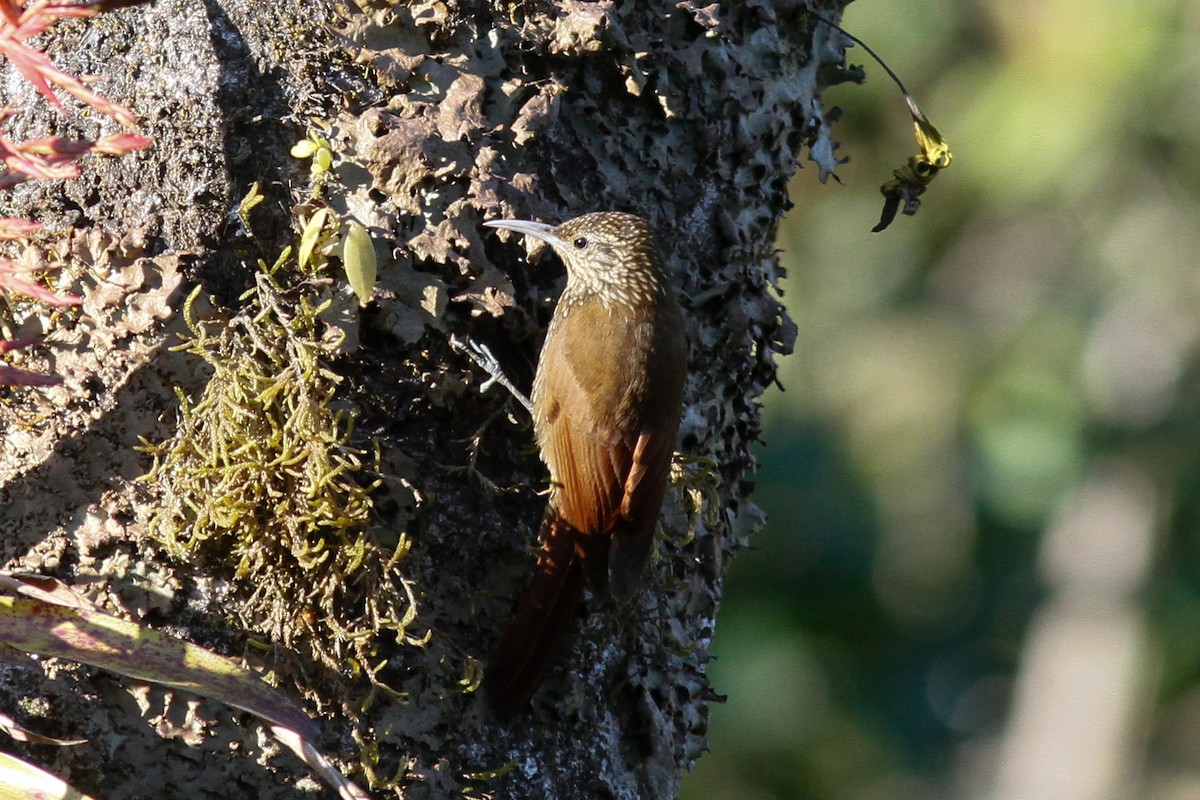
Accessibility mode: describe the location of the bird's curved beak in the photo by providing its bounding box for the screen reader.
[484,218,564,250]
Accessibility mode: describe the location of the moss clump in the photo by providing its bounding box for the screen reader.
[670,453,722,546]
[140,244,418,686]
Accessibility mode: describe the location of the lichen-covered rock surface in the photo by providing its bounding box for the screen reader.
[0,0,849,797]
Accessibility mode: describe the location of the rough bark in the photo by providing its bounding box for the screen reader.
[0,0,849,797]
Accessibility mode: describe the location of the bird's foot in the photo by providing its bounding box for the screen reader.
[449,333,534,415]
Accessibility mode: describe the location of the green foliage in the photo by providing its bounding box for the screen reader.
[685,1,1200,799]
[290,129,335,187]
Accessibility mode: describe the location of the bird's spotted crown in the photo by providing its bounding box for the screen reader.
[550,212,668,310]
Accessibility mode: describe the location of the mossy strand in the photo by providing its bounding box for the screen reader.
[139,254,420,690]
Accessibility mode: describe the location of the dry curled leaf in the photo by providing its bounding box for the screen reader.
[0,572,370,799]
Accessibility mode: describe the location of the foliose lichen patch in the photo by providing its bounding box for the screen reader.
[326,0,852,796]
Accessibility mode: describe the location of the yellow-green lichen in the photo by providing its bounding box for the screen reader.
[139,233,418,683]
[670,453,722,546]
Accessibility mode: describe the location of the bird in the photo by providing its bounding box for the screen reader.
[481,211,688,715]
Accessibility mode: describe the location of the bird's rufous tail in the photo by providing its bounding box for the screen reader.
[486,510,593,716]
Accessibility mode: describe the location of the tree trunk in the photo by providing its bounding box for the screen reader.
[0,0,849,796]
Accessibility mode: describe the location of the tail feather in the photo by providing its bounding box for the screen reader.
[486,512,586,716]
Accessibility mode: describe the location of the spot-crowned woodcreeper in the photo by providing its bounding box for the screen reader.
[482,211,688,715]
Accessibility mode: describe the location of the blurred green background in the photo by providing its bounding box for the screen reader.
[682,1,1200,799]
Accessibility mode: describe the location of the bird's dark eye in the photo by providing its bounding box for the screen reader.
[573,237,588,249]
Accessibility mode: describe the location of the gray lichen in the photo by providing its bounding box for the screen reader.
[332,0,849,796]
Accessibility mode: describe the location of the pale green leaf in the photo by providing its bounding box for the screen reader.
[341,221,377,304]
[297,208,332,271]
[290,139,320,159]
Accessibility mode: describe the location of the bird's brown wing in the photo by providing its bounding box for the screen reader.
[536,303,686,599]
[608,421,678,601]
[487,310,635,713]
[537,384,630,595]
[608,332,685,600]
[534,303,658,592]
